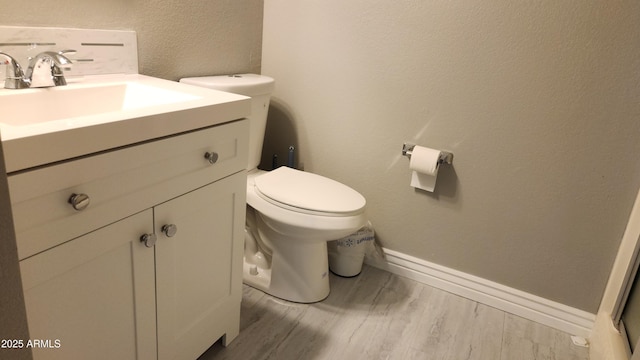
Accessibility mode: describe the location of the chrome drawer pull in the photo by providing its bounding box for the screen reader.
[204,151,219,164]
[162,224,178,237]
[140,233,157,248]
[68,193,90,211]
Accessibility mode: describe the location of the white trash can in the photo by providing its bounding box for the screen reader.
[328,221,375,277]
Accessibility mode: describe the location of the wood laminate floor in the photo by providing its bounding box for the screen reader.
[200,265,589,360]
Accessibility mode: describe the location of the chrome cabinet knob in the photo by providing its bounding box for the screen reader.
[161,224,178,237]
[68,193,90,211]
[140,233,157,248]
[204,151,219,164]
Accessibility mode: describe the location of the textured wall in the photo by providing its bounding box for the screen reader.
[133,0,262,80]
[1,0,263,80]
[262,0,640,312]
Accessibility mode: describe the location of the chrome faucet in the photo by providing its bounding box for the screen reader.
[25,50,74,88]
[0,50,74,89]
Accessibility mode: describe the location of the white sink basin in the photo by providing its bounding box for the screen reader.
[1,82,200,126]
[0,74,250,173]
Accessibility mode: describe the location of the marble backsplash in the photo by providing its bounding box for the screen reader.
[0,26,138,81]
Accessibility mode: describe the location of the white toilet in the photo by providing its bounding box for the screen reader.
[180,74,367,303]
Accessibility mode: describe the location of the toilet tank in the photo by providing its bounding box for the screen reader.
[180,74,275,171]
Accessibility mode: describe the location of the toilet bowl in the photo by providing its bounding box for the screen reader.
[180,74,367,303]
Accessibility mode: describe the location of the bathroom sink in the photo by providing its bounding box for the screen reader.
[1,81,199,126]
[0,74,250,172]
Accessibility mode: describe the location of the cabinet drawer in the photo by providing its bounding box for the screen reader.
[9,119,248,260]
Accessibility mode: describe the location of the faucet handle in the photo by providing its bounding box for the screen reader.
[52,51,75,85]
[0,52,29,89]
[32,51,74,66]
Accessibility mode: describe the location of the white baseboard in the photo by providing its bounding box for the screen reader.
[364,248,595,338]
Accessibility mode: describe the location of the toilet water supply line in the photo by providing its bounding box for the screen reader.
[272,146,296,169]
[288,146,295,168]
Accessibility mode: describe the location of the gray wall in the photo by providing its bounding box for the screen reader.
[1,0,263,81]
[261,0,640,313]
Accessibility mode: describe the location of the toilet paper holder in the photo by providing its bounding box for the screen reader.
[402,143,454,165]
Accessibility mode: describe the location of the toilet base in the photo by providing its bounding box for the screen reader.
[242,240,330,303]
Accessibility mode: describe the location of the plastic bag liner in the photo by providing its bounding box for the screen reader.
[328,221,375,277]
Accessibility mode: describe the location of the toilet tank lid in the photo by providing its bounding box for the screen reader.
[179,74,274,96]
[254,167,366,215]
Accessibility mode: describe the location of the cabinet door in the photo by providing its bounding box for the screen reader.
[155,172,246,360]
[20,210,157,360]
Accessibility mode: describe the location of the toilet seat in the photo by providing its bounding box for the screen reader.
[253,167,366,216]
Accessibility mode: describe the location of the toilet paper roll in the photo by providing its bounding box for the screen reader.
[409,146,441,192]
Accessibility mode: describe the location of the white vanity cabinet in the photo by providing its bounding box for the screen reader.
[9,119,248,360]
